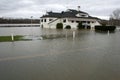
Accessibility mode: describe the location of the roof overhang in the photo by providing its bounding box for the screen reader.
[67,18,98,21]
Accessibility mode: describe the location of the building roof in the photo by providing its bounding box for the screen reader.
[41,9,87,18]
[41,9,100,20]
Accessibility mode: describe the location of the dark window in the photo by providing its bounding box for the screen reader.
[44,19,46,22]
[81,15,85,17]
[41,19,43,22]
[87,21,90,24]
[71,21,74,23]
[82,21,86,23]
[49,19,53,21]
[76,21,80,23]
[63,19,66,23]
[87,26,91,29]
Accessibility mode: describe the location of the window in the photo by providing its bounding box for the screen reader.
[87,21,90,24]
[71,21,74,23]
[82,21,86,23]
[41,19,43,22]
[49,19,53,21]
[76,21,80,23]
[81,15,85,17]
[44,19,46,22]
[63,19,66,23]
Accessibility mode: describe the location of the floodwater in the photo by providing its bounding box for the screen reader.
[0,26,120,80]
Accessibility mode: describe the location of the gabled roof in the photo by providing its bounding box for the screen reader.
[67,9,88,14]
[41,9,89,18]
[41,9,101,20]
[42,12,61,18]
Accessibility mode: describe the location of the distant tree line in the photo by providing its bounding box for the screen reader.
[109,9,120,26]
[108,19,120,26]
[110,9,120,20]
[101,19,120,26]
[0,18,40,24]
[100,9,120,26]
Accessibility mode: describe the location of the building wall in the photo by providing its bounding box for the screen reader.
[63,19,78,29]
[40,18,101,29]
[40,18,58,28]
[49,19,62,28]
[90,21,100,28]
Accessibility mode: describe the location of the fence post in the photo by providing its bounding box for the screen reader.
[11,33,14,41]
[73,31,75,39]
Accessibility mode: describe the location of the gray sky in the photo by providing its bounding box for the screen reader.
[0,0,120,19]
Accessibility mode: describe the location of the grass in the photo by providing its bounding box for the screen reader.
[0,34,69,42]
[0,35,24,42]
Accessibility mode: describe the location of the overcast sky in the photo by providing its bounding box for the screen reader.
[0,0,120,19]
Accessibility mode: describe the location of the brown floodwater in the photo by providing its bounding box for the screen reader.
[0,27,120,80]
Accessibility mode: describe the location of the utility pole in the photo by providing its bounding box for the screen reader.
[31,16,33,27]
[31,16,33,36]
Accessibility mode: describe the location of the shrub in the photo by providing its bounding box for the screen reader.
[87,26,91,29]
[56,23,63,29]
[65,25,71,29]
[41,25,43,28]
[95,26,116,31]
[77,22,84,29]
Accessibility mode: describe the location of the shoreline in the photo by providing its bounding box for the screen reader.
[0,24,40,27]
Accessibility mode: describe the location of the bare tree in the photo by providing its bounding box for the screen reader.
[110,9,120,20]
[109,9,120,26]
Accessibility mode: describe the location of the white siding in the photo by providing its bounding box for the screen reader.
[63,19,78,29]
[40,17,101,29]
[90,21,101,29]
[40,18,57,28]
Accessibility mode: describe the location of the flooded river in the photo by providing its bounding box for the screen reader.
[0,26,120,80]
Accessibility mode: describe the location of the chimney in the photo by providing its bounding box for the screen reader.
[78,6,80,11]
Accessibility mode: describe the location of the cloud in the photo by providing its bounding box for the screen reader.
[0,0,120,19]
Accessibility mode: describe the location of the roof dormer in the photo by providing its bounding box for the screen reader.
[76,13,89,17]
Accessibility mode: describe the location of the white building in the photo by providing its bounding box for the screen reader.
[40,7,101,29]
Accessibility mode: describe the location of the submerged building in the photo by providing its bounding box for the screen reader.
[40,6,101,29]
